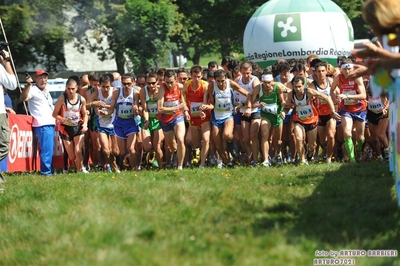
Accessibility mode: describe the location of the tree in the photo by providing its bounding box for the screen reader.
[170,1,218,66]
[0,0,73,72]
[332,0,371,39]
[70,0,177,74]
[172,0,265,65]
[0,0,373,74]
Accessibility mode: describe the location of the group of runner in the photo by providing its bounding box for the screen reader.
[53,54,389,173]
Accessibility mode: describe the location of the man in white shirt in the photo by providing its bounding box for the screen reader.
[0,50,17,182]
[20,70,56,176]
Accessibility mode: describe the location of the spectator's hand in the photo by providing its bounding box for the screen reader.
[26,75,33,85]
[351,42,387,59]
[0,50,9,61]
[5,107,16,114]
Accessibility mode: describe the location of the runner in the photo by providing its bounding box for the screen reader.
[140,71,164,169]
[367,77,389,161]
[331,58,367,162]
[84,72,103,170]
[99,73,140,170]
[236,62,261,166]
[183,65,211,168]
[157,69,187,170]
[310,60,336,163]
[89,75,120,172]
[52,77,88,173]
[202,70,251,168]
[252,72,287,166]
[284,75,340,165]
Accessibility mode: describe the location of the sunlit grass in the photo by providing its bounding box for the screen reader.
[0,162,398,265]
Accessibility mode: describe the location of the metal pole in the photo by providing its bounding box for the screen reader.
[0,18,29,115]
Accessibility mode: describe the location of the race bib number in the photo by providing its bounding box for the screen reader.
[147,102,158,117]
[297,105,313,121]
[164,100,179,108]
[118,103,133,118]
[190,102,202,117]
[262,103,278,115]
[215,97,231,112]
[64,110,79,126]
[344,90,357,105]
[368,97,383,112]
[233,92,241,107]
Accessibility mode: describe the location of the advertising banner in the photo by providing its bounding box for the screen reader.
[0,114,64,172]
[243,0,354,68]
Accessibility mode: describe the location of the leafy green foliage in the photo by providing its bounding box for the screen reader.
[70,0,177,74]
[0,0,73,71]
[172,0,265,65]
[332,0,363,19]
[0,0,373,73]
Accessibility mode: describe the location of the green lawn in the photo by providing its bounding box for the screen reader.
[0,162,399,265]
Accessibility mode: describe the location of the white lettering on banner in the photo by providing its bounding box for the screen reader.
[246,48,351,62]
[9,124,34,163]
[53,133,64,156]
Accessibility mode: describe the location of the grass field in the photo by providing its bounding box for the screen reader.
[0,162,399,265]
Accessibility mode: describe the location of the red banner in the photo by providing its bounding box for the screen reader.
[6,114,64,172]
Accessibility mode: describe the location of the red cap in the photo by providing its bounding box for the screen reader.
[35,69,49,76]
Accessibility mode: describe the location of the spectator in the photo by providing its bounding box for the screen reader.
[0,49,17,182]
[20,70,55,176]
[4,88,15,114]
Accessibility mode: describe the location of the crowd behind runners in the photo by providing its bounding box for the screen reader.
[23,52,390,174]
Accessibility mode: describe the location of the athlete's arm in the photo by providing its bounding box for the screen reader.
[251,84,261,108]
[282,91,294,113]
[309,88,340,120]
[353,76,367,100]
[231,80,252,115]
[52,93,65,123]
[101,89,119,116]
[330,75,340,105]
[180,86,189,118]
[80,97,88,132]
[277,83,287,106]
[140,87,149,122]
[201,82,214,110]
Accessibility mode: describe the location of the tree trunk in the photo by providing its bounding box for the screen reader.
[171,50,179,67]
[114,47,126,74]
[219,38,231,60]
[116,56,125,75]
[192,43,201,65]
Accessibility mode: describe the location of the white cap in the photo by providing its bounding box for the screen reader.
[261,74,273,81]
[341,63,354,69]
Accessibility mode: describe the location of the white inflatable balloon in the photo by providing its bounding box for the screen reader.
[243,0,354,68]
